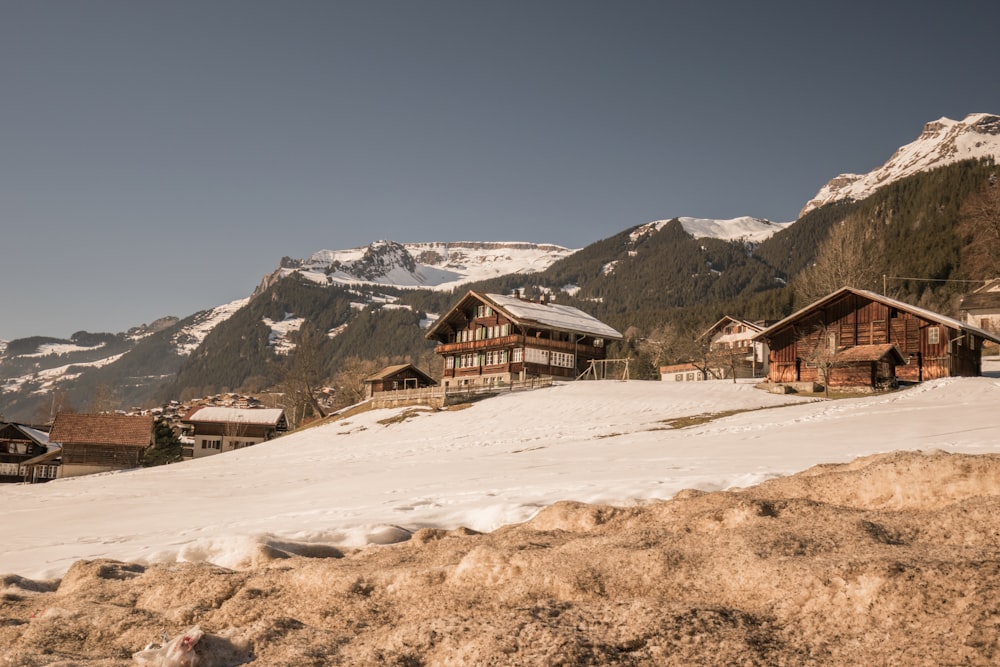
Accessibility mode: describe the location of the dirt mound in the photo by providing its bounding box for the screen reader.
[2,450,999,665]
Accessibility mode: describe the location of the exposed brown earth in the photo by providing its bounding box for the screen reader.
[2,449,999,666]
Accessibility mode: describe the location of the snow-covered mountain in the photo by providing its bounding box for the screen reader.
[255,240,578,295]
[630,216,793,244]
[800,113,1000,216]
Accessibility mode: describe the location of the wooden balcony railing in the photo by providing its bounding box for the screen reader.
[434,335,601,355]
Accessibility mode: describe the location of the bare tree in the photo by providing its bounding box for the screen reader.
[958,173,1000,278]
[798,322,843,398]
[88,383,120,414]
[635,322,706,380]
[795,217,884,305]
[332,357,384,409]
[280,323,329,427]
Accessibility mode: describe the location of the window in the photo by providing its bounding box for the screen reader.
[201,439,221,450]
[675,374,684,381]
[476,305,494,318]
[512,348,523,363]
[927,326,940,345]
[550,351,575,368]
[445,356,455,369]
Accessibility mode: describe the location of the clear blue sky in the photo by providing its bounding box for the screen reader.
[2,1,998,340]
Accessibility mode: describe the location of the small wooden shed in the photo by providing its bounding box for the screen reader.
[363,364,437,399]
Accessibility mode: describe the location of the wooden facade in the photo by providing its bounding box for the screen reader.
[48,413,154,478]
[364,364,437,398]
[0,423,52,483]
[426,291,623,388]
[755,288,1000,389]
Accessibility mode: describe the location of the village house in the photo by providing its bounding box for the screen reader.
[48,413,154,478]
[697,315,771,379]
[959,278,1000,340]
[425,291,623,388]
[659,362,706,383]
[363,364,437,399]
[754,287,1000,391]
[0,422,53,483]
[181,407,288,459]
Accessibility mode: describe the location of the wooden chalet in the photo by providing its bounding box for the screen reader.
[0,422,53,483]
[363,364,437,398]
[181,407,287,459]
[959,278,1000,339]
[754,287,1000,390]
[425,291,623,388]
[698,316,771,379]
[48,413,154,478]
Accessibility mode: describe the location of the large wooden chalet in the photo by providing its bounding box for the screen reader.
[425,291,623,388]
[754,287,1000,390]
[48,413,154,478]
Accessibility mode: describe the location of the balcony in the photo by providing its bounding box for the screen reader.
[434,334,601,356]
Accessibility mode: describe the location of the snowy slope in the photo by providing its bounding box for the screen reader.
[263,240,579,292]
[2,367,999,580]
[801,113,1000,216]
[630,216,793,243]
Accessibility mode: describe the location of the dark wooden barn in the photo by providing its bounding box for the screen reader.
[754,287,1000,390]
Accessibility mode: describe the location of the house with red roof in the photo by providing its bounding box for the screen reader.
[48,413,154,478]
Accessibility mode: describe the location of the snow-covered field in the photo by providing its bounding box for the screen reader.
[3,365,999,581]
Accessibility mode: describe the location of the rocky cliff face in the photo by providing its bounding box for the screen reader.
[255,239,578,295]
[800,113,1000,217]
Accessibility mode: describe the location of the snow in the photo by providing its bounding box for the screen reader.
[801,113,1000,215]
[262,313,305,355]
[184,407,285,425]
[2,353,128,395]
[630,217,793,244]
[22,342,107,358]
[3,362,1000,581]
[171,298,249,356]
[486,293,624,339]
[678,216,795,242]
[277,241,579,292]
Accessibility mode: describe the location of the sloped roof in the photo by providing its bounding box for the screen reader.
[834,343,906,364]
[426,291,622,341]
[363,364,437,385]
[49,413,154,448]
[0,423,50,448]
[698,315,767,341]
[753,287,1000,345]
[182,407,286,426]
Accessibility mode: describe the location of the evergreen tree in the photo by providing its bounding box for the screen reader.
[142,418,183,466]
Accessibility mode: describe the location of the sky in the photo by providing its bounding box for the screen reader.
[2,1,999,341]
[2,370,999,580]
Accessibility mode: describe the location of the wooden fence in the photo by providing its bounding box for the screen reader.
[370,376,554,409]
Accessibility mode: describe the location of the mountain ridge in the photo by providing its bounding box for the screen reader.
[2,114,998,422]
[800,112,1000,216]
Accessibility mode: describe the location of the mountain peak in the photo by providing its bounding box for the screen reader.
[800,113,1000,217]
